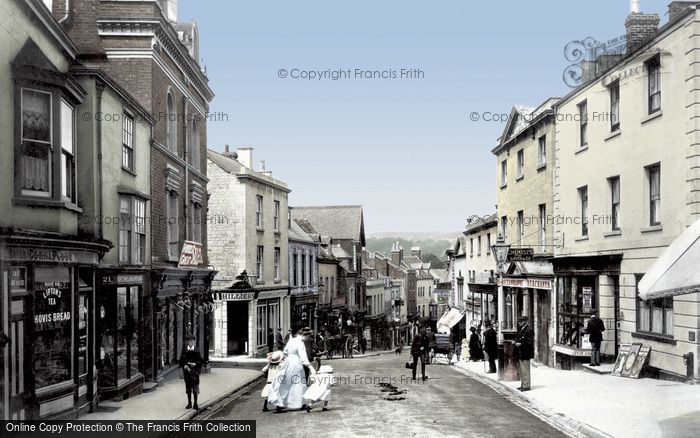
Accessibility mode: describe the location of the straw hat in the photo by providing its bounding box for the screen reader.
[269,350,283,364]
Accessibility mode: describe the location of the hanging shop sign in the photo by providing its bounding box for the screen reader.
[508,248,534,262]
[498,278,552,290]
[178,241,204,268]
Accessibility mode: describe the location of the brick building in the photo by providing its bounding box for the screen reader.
[50,0,216,387]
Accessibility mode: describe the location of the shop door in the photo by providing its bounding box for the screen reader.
[612,276,620,356]
[536,290,550,364]
[3,270,32,420]
[226,301,248,355]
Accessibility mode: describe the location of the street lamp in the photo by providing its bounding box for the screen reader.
[491,233,510,343]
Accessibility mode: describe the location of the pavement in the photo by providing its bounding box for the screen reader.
[80,366,263,421]
[453,358,700,438]
[205,351,568,438]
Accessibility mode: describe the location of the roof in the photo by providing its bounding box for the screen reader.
[465,214,498,235]
[207,149,243,174]
[331,244,352,259]
[207,149,290,192]
[291,206,366,245]
[639,218,700,300]
[289,219,316,244]
[493,98,559,154]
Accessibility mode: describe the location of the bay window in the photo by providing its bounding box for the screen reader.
[21,88,52,197]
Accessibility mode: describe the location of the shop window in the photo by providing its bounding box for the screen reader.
[33,266,72,389]
[256,304,267,347]
[637,276,673,336]
[78,293,89,376]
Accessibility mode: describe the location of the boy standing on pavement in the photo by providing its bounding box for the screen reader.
[179,334,205,410]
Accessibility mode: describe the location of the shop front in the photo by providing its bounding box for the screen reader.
[253,288,289,357]
[0,234,109,420]
[291,292,318,332]
[96,270,149,400]
[149,268,215,384]
[551,254,621,370]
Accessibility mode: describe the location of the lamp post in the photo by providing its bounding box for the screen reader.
[491,233,510,343]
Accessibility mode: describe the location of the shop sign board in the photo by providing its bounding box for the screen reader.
[178,241,204,268]
[508,248,534,262]
[10,267,27,293]
[218,292,255,301]
[498,278,552,290]
[582,287,593,312]
[257,289,288,300]
[612,343,651,378]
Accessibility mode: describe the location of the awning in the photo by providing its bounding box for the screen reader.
[638,219,700,300]
[437,308,464,329]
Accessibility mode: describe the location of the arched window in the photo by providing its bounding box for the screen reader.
[166,91,177,153]
[189,116,199,169]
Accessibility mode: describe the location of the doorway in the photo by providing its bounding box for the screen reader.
[226,301,248,355]
[536,290,550,364]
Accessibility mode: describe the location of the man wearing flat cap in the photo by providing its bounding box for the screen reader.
[514,316,534,392]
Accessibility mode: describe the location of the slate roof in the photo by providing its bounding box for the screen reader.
[289,219,316,243]
[207,149,243,174]
[291,206,365,245]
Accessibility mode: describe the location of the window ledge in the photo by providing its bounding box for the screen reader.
[604,230,622,238]
[256,227,264,233]
[641,110,663,125]
[122,166,137,177]
[13,197,82,213]
[256,280,265,285]
[604,129,621,142]
[500,183,507,190]
[641,225,663,234]
[631,331,676,345]
[536,163,547,172]
[575,235,589,242]
[516,175,524,182]
[575,146,589,155]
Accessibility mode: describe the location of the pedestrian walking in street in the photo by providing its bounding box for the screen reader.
[284,329,293,346]
[514,316,534,392]
[179,334,205,410]
[267,328,275,353]
[267,329,316,412]
[586,310,606,366]
[274,327,285,351]
[426,327,436,365]
[468,327,483,362]
[410,331,428,381]
[483,320,498,373]
[303,365,335,412]
[301,327,319,384]
[359,333,367,355]
[261,350,284,412]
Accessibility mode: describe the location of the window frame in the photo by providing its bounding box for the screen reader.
[122,111,135,172]
[517,210,524,245]
[166,90,177,153]
[516,149,524,179]
[273,200,280,232]
[501,160,507,187]
[647,56,661,115]
[538,135,546,168]
[256,195,264,229]
[578,100,588,148]
[609,80,620,132]
[256,245,264,281]
[647,164,661,226]
[167,190,179,259]
[579,186,589,237]
[636,275,673,337]
[274,247,281,281]
[190,201,202,244]
[609,176,621,231]
[188,115,200,170]
[59,98,75,202]
[539,203,546,252]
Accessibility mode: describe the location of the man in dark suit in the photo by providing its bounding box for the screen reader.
[425,327,436,364]
[274,327,285,351]
[179,334,205,410]
[410,330,429,381]
[483,320,498,373]
[586,310,606,366]
[514,316,534,392]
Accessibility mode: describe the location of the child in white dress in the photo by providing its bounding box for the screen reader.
[303,365,335,412]
[261,350,283,412]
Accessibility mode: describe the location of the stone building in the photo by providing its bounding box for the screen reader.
[463,215,498,330]
[288,218,319,331]
[492,98,558,365]
[551,2,700,378]
[207,147,291,358]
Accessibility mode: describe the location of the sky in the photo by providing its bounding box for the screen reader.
[179,0,672,233]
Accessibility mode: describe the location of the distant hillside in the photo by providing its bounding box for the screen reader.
[366,232,460,269]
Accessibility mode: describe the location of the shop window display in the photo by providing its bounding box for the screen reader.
[33,266,73,389]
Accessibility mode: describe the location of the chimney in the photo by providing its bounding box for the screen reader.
[411,247,422,260]
[163,0,178,22]
[222,144,237,159]
[237,147,253,169]
[668,1,700,22]
[391,242,403,266]
[625,1,660,53]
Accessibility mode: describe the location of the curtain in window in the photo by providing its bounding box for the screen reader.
[639,300,650,332]
[651,300,663,334]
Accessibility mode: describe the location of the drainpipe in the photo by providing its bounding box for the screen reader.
[183,97,189,245]
[96,83,104,239]
[58,0,70,24]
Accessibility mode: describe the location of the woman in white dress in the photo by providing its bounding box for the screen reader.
[267,330,315,412]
